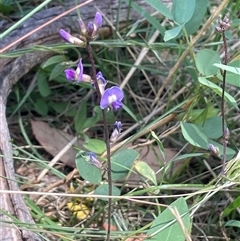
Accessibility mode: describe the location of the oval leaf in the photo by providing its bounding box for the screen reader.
[196,49,221,76]
[172,0,195,24]
[37,72,51,97]
[146,197,191,240]
[196,116,222,139]
[111,149,139,181]
[180,122,208,149]
[164,25,183,42]
[94,184,121,201]
[43,55,65,69]
[75,152,102,184]
[74,100,87,133]
[34,99,49,116]
[83,139,106,154]
[184,0,208,35]
[135,160,157,185]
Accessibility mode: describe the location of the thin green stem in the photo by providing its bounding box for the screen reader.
[85,41,112,241]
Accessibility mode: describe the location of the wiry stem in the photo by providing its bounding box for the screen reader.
[86,41,112,241]
[220,25,228,174]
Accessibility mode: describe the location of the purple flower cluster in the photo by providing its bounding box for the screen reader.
[64,59,124,111]
[59,12,103,45]
[60,12,124,112]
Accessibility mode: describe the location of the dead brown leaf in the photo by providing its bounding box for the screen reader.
[31,120,80,167]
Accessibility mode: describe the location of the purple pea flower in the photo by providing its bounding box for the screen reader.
[89,152,102,169]
[110,121,123,144]
[100,86,124,111]
[95,71,107,94]
[59,29,84,46]
[64,59,83,82]
[93,12,102,30]
[87,12,103,39]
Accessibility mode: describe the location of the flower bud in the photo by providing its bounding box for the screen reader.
[87,22,94,38]
[209,144,220,156]
[110,121,122,144]
[89,152,102,169]
[223,127,230,141]
[78,19,87,36]
[215,16,231,33]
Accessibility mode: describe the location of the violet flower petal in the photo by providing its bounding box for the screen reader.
[93,12,102,30]
[75,58,83,82]
[78,19,87,35]
[64,69,76,81]
[96,71,107,85]
[112,100,123,110]
[114,121,122,132]
[100,86,124,110]
[110,121,122,143]
[59,29,74,44]
[87,22,94,36]
[110,86,124,101]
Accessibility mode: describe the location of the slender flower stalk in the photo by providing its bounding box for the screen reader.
[86,40,112,240]
[60,12,122,241]
[215,15,231,174]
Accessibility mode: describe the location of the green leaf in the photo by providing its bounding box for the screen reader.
[223,196,240,217]
[225,60,240,87]
[0,3,14,14]
[215,61,240,87]
[145,0,173,20]
[75,152,102,184]
[196,116,222,139]
[224,220,240,228]
[43,55,65,69]
[135,160,157,185]
[151,131,165,160]
[123,104,139,123]
[172,0,195,24]
[146,197,191,240]
[196,49,221,76]
[37,71,51,97]
[164,25,183,42]
[180,122,208,149]
[173,153,206,162]
[193,102,219,124]
[184,0,208,35]
[74,101,87,133]
[50,101,76,116]
[82,115,100,130]
[83,139,106,154]
[94,184,121,201]
[125,20,141,38]
[49,63,66,80]
[34,99,49,116]
[111,149,139,181]
[198,77,239,109]
[214,62,240,76]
